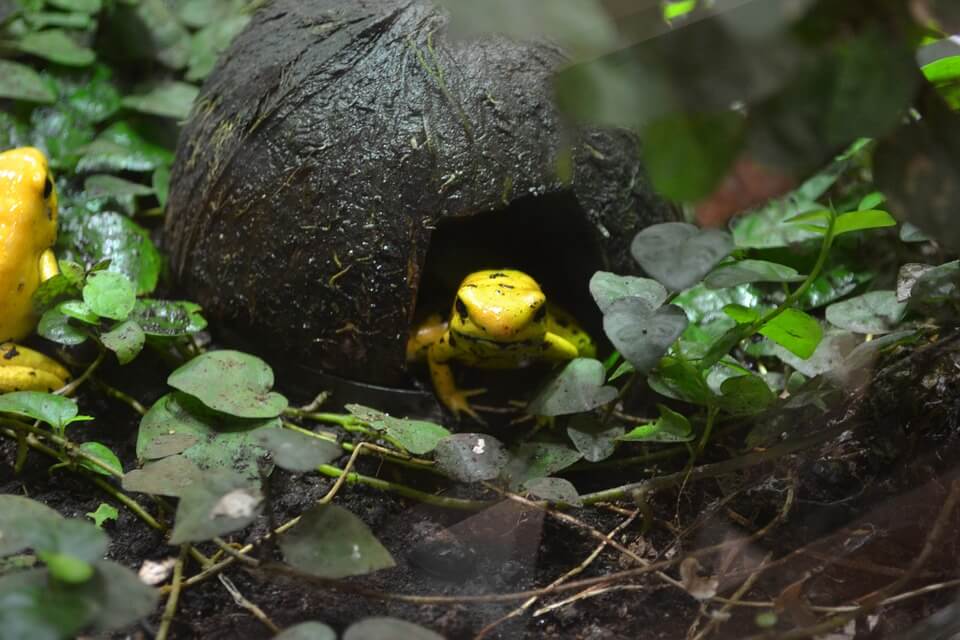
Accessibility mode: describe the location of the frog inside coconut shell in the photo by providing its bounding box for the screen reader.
[0,147,72,392]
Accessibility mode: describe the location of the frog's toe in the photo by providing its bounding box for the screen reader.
[445,387,487,421]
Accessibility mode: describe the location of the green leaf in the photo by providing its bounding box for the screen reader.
[717,375,775,416]
[85,504,118,529]
[78,442,122,476]
[345,405,450,455]
[169,471,262,544]
[254,429,342,473]
[17,30,95,67]
[83,174,154,199]
[152,165,170,208]
[136,393,277,486]
[588,271,667,313]
[103,0,192,69]
[899,222,931,243]
[858,192,886,211]
[603,299,688,373]
[565,414,623,462]
[619,404,693,442]
[77,121,174,173]
[923,55,960,85]
[168,351,288,419]
[663,0,698,22]
[32,274,81,315]
[641,111,744,201]
[186,15,250,81]
[500,442,582,490]
[705,260,804,289]
[60,212,162,295]
[39,552,92,584]
[129,299,206,336]
[722,304,760,324]
[0,60,56,103]
[832,210,897,236]
[825,291,906,334]
[906,260,960,320]
[47,0,102,13]
[37,307,88,346]
[773,331,857,377]
[523,477,581,506]
[0,495,63,557]
[0,569,96,639]
[344,618,445,640]
[82,271,136,321]
[527,358,618,416]
[101,320,145,364]
[433,433,509,482]
[648,356,713,406]
[275,622,337,640]
[66,64,122,124]
[631,223,735,291]
[758,309,822,359]
[122,455,203,497]
[58,301,98,324]
[0,392,86,431]
[122,81,199,119]
[279,505,395,579]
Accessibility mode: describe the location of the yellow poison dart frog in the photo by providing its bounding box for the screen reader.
[407,269,595,419]
[0,147,71,392]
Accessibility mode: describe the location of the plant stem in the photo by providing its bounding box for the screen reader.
[56,346,106,396]
[157,544,189,640]
[696,405,720,457]
[314,464,489,510]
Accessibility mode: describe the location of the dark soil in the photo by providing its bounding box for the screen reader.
[3,332,960,639]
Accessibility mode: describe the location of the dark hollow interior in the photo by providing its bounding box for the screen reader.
[416,191,608,350]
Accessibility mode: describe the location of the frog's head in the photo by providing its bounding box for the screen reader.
[0,147,58,245]
[450,269,548,343]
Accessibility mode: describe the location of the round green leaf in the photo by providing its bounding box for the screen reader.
[275,622,337,640]
[522,477,581,506]
[167,351,288,418]
[500,442,582,489]
[631,223,735,292]
[603,299,688,374]
[58,301,99,324]
[717,375,776,416]
[78,442,122,477]
[345,404,450,454]
[254,429,342,472]
[589,271,667,313]
[38,307,88,346]
[279,505,395,579]
[82,271,135,321]
[344,618,444,640]
[122,455,203,498]
[129,299,207,336]
[433,433,509,482]
[527,358,618,416]
[39,552,93,584]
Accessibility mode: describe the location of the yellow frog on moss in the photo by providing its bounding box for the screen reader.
[407,269,595,419]
[0,147,71,392]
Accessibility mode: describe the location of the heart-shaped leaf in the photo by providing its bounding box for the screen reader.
[589,271,667,313]
[434,433,509,483]
[500,442,582,489]
[169,471,262,544]
[717,375,776,415]
[603,298,689,374]
[825,290,907,334]
[275,622,337,640]
[565,414,623,462]
[631,223,735,291]
[101,320,145,364]
[279,505,395,579]
[527,358,617,416]
[345,405,450,455]
[0,392,91,431]
[343,617,444,640]
[83,271,136,321]
[523,477,582,506]
[122,455,203,497]
[168,351,288,418]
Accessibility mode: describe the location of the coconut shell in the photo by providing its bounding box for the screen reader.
[164,0,676,386]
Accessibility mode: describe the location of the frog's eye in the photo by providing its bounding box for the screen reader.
[42,177,53,200]
[455,297,469,322]
[533,305,547,323]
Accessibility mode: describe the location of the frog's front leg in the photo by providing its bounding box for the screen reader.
[427,338,486,421]
[0,343,70,392]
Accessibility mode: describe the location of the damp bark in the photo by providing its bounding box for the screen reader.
[164,0,676,387]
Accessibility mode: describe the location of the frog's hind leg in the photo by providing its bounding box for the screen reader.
[0,343,70,392]
[547,304,596,358]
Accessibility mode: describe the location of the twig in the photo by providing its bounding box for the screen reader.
[314,464,489,510]
[219,574,280,634]
[156,544,189,640]
[91,378,148,415]
[691,553,772,640]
